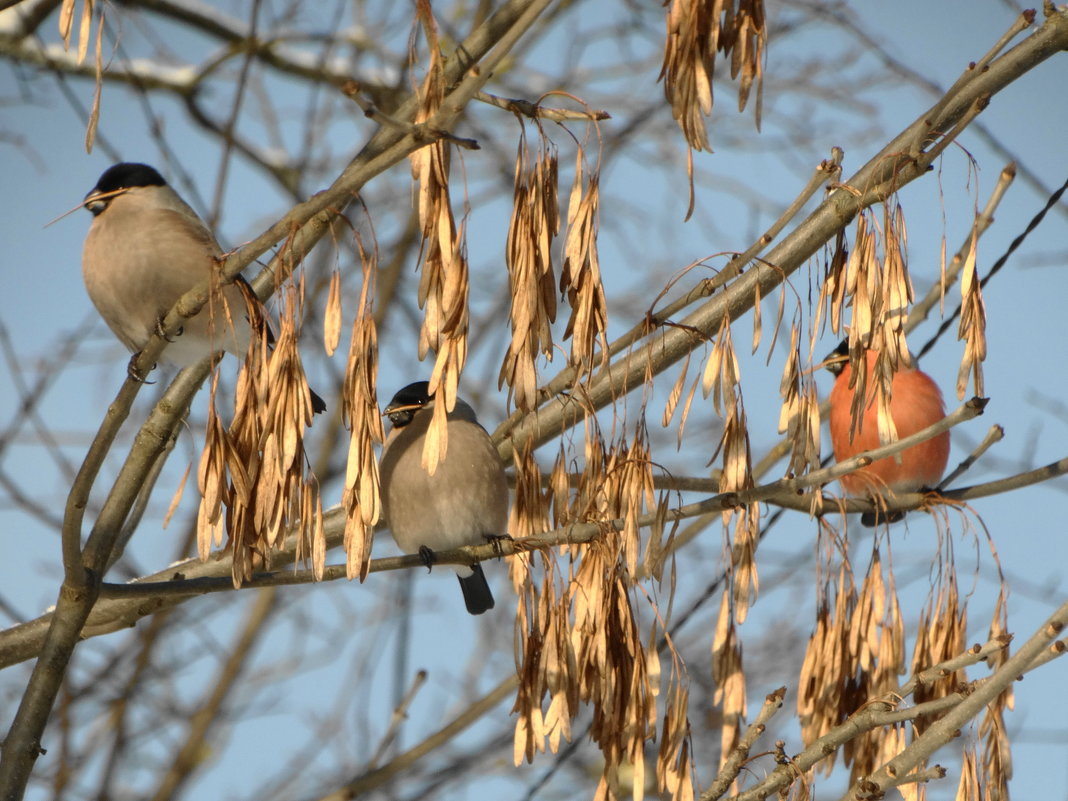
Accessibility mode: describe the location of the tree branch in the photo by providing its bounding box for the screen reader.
[493,8,1068,460]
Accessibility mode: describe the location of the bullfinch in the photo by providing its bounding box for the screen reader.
[378,381,508,615]
[81,162,325,412]
[827,347,950,525]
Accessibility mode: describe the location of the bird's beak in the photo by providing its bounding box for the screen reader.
[382,402,422,416]
[44,186,129,228]
[818,352,850,376]
[382,401,426,428]
[82,186,129,213]
[818,340,851,377]
[800,351,850,377]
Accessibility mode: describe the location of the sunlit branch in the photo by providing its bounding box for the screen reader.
[701,687,787,801]
[832,597,1068,801]
[494,147,845,448]
[475,90,611,122]
[728,627,1065,801]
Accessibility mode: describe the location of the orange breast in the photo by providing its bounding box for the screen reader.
[828,351,950,497]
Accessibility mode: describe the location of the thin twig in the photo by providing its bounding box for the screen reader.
[917,168,1068,361]
[702,688,787,801]
[476,90,610,122]
[907,162,1016,333]
[366,670,428,770]
[938,424,1004,489]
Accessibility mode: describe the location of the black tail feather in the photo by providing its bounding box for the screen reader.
[861,510,906,527]
[458,564,495,615]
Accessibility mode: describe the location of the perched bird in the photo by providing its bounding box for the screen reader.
[827,347,950,525]
[81,162,325,412]
[379,382,508,615]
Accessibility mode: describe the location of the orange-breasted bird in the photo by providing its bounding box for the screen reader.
[827,347,950,525]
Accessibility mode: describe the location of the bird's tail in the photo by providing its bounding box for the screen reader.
[458,564,495,615]
[861,510,906,527]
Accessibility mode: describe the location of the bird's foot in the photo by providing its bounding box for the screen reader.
[154,316,183,342]
[126,354,156,384]
[484,533,513,559]
[417,545,436,572]
[917,486,957,516]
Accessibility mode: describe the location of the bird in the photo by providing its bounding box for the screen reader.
[827,346,950,526]
[81,162,326,413]
[378,381,509,615]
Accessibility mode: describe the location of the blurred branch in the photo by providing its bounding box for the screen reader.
[91,608,177,796]
[0,0,382,90]
[316,674,517,801]
[0,363,207,794]
[147,588,278,801]
[366,669,428,771]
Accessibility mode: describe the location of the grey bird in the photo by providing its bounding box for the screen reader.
[81,162,326,412]
[379,381,508,615]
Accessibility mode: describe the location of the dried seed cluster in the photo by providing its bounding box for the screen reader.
[197,274,323,587]
[512,422,694,801]
[341,246,384,580]
[560,151,609,377]
[659,0,766,152]
[818,205,914,447]
[408,2,470,474]
[499,128,560,413]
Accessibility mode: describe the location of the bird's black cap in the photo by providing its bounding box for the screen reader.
[90,163,167,195]
[84,163,168,216]
[824,339,850,377]
[384,381,431,428]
